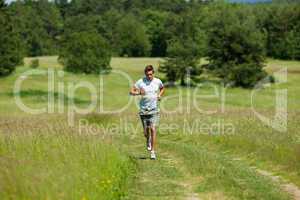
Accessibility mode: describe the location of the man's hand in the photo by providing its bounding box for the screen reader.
[129,87,138,96]
[130,87,145,96]
[129,90,139,96]
[157,94,161,101]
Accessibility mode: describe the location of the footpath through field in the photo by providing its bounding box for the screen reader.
[121,133,296,200]
[122,136,202,200]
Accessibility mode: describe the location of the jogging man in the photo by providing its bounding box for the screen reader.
[130,65,165,160]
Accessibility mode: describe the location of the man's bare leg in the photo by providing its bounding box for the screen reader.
[150,126,156,151]
[143,126,150,138]
[144,126,151,150]
[150,126,157,159]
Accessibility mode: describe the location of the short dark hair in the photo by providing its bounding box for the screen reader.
[144,65,154,74]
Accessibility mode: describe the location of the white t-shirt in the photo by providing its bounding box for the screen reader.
[134,77,164,113]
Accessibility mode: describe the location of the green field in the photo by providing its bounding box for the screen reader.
[0,56,299,199]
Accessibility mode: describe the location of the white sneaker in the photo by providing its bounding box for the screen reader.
[147,137,152,151]
[150,150,156,160]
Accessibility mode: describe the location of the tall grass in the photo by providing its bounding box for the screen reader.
[0,118,135,200]
[0,56,299,198]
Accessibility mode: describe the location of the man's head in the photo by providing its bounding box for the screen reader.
[144,65,154,81]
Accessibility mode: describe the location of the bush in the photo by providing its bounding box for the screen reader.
[228,63,268,88]
[30,59,39,68]
[59,31,111,74]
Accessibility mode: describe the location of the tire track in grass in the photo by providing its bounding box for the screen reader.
[159,139,231,200]
[159,150,202,200]
[121,134,292,200]
[122,136,233,200]
[122,136,205,200]
[254,169,300,200]
[123,138,185,200]
[160,137,291,200]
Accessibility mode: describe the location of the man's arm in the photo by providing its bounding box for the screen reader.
[157,87,165,100]
[130,86,145,96]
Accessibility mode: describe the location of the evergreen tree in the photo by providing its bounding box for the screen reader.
[205,5,267,88]
[0,0,5,8]
[159,10,205,86]
[263,4,300,60]
[115,14,151,57]
[54,0,69,18]
[142,9,168,57]
[8,0,62,56]
[0,1,23,77]
[159,38,202,86]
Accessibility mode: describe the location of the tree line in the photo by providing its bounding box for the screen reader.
[0,0,299,87]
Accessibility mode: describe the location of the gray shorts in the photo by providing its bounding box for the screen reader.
[140,113,160,128]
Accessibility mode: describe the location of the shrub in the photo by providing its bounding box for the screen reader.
[30,59,39,68]
[60,31,111,74]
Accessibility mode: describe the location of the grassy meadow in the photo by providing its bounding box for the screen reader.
[0,56,299,199]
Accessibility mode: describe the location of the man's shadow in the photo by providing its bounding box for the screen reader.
[137,156,148,160]
[130,155,149,160]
